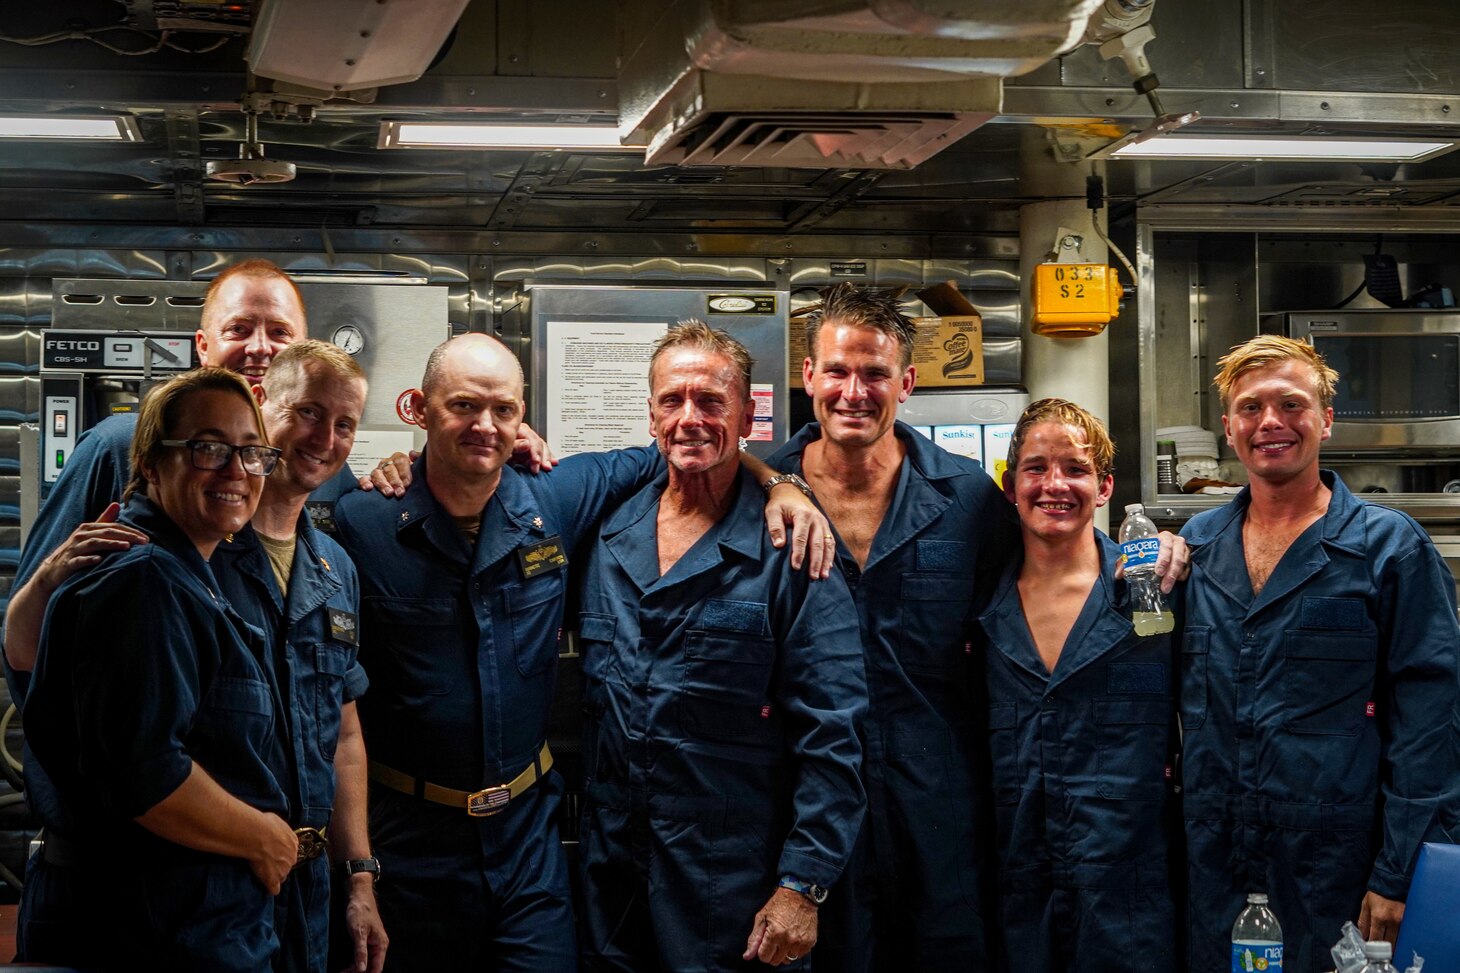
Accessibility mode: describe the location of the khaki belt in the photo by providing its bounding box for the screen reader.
[369,743,553,817]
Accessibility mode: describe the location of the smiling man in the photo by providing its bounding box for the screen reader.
[977,398,1178,972]
[212,341,388,973]
[575,320,866,971]
[1179,335,1460,972]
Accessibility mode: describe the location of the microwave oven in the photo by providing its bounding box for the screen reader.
[1273,309,1460,453]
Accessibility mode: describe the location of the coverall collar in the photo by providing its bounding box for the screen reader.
[395,448,552,575]
[599,464,761,594]
[979,529,1132,691]
[119,492,223,590]
[777,420,966,572]
[1185,469,1365,618]
[217,508,344,625]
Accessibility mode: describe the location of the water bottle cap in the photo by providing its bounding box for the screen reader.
[1363,942,1393,961]
[1125,503,1144,515]
[1246,892,1268,905]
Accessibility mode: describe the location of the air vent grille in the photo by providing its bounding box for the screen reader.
[648,111,991,170]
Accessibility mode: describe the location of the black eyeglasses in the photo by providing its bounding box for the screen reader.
[160,439,282,476]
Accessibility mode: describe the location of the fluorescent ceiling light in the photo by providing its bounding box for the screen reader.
[379,121,641,151]
[0,114,141,141]
[1110,134,1456,162]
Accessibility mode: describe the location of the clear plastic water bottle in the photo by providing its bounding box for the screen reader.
[1359,941,1398,973]
[1231,893,1283,973]
[1119,503,1174,636]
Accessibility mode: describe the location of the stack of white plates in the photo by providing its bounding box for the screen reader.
[1155,425,1219,459]
[1156,425,1221,485]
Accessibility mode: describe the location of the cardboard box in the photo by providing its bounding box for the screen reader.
[912,280,983,387]
[788,280,984,387]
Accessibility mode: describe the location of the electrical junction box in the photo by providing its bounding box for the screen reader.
[1031,263,1122,336]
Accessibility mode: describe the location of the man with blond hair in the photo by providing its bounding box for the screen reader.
[213,340,387,973]
[1179,335,1460,972]
[979,398,1178,972]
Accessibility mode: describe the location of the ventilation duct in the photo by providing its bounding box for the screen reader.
[247,0,471,91]
[619,0,1103,169]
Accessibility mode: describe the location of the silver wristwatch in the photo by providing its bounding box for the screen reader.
[762,473,814,498]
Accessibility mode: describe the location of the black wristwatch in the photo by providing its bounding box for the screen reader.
[342,856,381,884]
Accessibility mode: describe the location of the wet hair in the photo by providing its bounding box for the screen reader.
[200,259,306,332]
[649,319,754,400]
[801,282,918,370]
[264,338,367,399]
[1005,397,1116,479]
[127,367,269,500]
[1213,335,1339,410]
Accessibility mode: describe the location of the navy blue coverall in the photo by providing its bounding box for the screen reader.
[332,447,661,972]
[212,515,370,973]
[575,465,868,972]
[978,532,1179,973]
[1180,472,1460,973]
[766,421,1013,969]
[18,494,292,972]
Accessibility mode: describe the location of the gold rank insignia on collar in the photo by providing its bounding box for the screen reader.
[320,556,331,571]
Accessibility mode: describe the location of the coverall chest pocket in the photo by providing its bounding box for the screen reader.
[363,596,457,697]
[1095,698,1170,800]
[986,701,1020,806]
[507,572,566,677]
[680,632,777,746]
[203,676,274,752]
[313,642,351,762]
[1282,631,1376,736]
[899,575,974,674]
[1180,628,1210,730]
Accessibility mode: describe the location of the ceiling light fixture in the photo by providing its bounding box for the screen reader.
[379,121,642,151]
[0,114,141,141]
[1109,134,1458,162]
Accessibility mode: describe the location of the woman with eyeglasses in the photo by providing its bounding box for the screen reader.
[17,367,298,972]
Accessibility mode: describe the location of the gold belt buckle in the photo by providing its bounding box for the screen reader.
[293,827,328,867]
[467,784,512,817]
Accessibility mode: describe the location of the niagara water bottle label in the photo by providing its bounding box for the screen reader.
[1120,537,1160,570]
[1231,942,1282,972]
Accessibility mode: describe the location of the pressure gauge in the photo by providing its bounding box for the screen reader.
[332,324,364,356]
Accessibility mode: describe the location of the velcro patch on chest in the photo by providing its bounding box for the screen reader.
[1299,596,1366,630]
[1107,662,1166,695]
[699,599,769,635]
[306,501,336,534]
[328,607,359,646]
[916,540,969,572]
